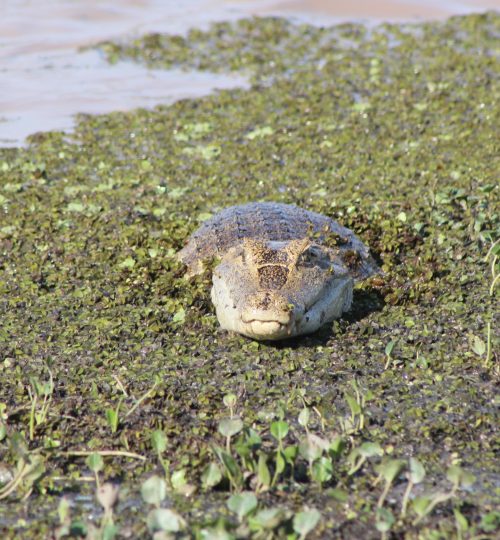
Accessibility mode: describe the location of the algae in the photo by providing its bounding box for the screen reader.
[0,12,499,540]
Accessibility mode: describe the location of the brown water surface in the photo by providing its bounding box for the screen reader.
[1,0,499,146]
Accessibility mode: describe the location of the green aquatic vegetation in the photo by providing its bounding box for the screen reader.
[411,464,476,526]
[375,507,395,540]
[150,429,171,484]
[269,420,289,486]
[27,367,54,440]
[227,491,258,521]
[401,457,426,517]
[1,11,499,538]
[293,509,321,540]
[341,379,373,433]
[383,339,397,370]
[86,452,104,489]
[0,453,45,502]
[141,475,187,535]
[347,442,384,475]
[104,398,123,434]
[375,458,405,508]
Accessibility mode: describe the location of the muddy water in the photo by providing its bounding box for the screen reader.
[1,0,499,146]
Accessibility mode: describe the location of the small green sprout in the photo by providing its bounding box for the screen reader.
[218,417,243,453]
[401,457,426,517]
[270,420,289,486]
[150,429,170,484]
[105,398,123,434]
[256,453,271,492]
[375,507,395,540]
[27,367,54,440]
[412,464,475,525]
[347,442,384,475]
[375,458,405,507]
[86,453,104,489]
[212,446,243,491]
[384,339,397,370]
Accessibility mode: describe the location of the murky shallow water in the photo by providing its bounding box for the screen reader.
[1,0,499,147]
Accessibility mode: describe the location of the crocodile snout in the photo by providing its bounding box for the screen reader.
[240,293,305,339]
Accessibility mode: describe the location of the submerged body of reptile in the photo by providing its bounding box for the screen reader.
[178,202,379,340]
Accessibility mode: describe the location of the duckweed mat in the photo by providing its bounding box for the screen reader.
[1,12,499,540]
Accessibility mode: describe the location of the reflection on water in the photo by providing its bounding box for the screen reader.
[1,0,499,146]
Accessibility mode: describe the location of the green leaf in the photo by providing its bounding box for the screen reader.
[257,453,271,488]
[213,446,243,488]
[171,469,187,491]
[359,442,384,458]
[57,496,71,524]
[248,508,285,531]
[227,492,258,520]
[298,407,310,428]
[150,430,167,454]
[299,434,328,463]
[69,521,88,536]
[218,417,243,438]
[311,456,333,484]
[454,508,469,532]
[223,394,237,409]
[105,408,119,433]
[141,475,167,506]
[146,508,185,533]
[385,339,396,356]
[270,421,289,441]
[172,307,186,324]
[480,510,500,533]
[327,488,348,502]
[411,496,431,517]
[409,457,425,483]
[101,523,119,540]
[446,465,475,488]
[201,463,222,489]
[328,436,344,458]
[199,525,234,540]
[85,453,104,473]
[377,458,405,484]
[118,257,135,269]
[471,335,486,356]
[375,507,395,533]
[66,202,85,213]
[293,509,321,537]
[275,450,286,475]
[345,394,361,416]
[283,444,298,465]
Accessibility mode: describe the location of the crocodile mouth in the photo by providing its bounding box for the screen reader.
[244,319,290,339]
[240,309,303,340]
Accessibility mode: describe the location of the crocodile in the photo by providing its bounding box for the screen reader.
[177,202,379,340]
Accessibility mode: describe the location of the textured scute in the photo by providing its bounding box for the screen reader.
[177,202,378,280]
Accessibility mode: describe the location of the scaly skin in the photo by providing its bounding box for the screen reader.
[177,202,378,339]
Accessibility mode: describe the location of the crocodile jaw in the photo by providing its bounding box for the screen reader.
[211,273,353,340]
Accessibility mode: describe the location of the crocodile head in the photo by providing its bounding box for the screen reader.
[211,238,353,340]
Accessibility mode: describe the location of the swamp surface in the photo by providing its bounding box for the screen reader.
[0,12,499,540]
